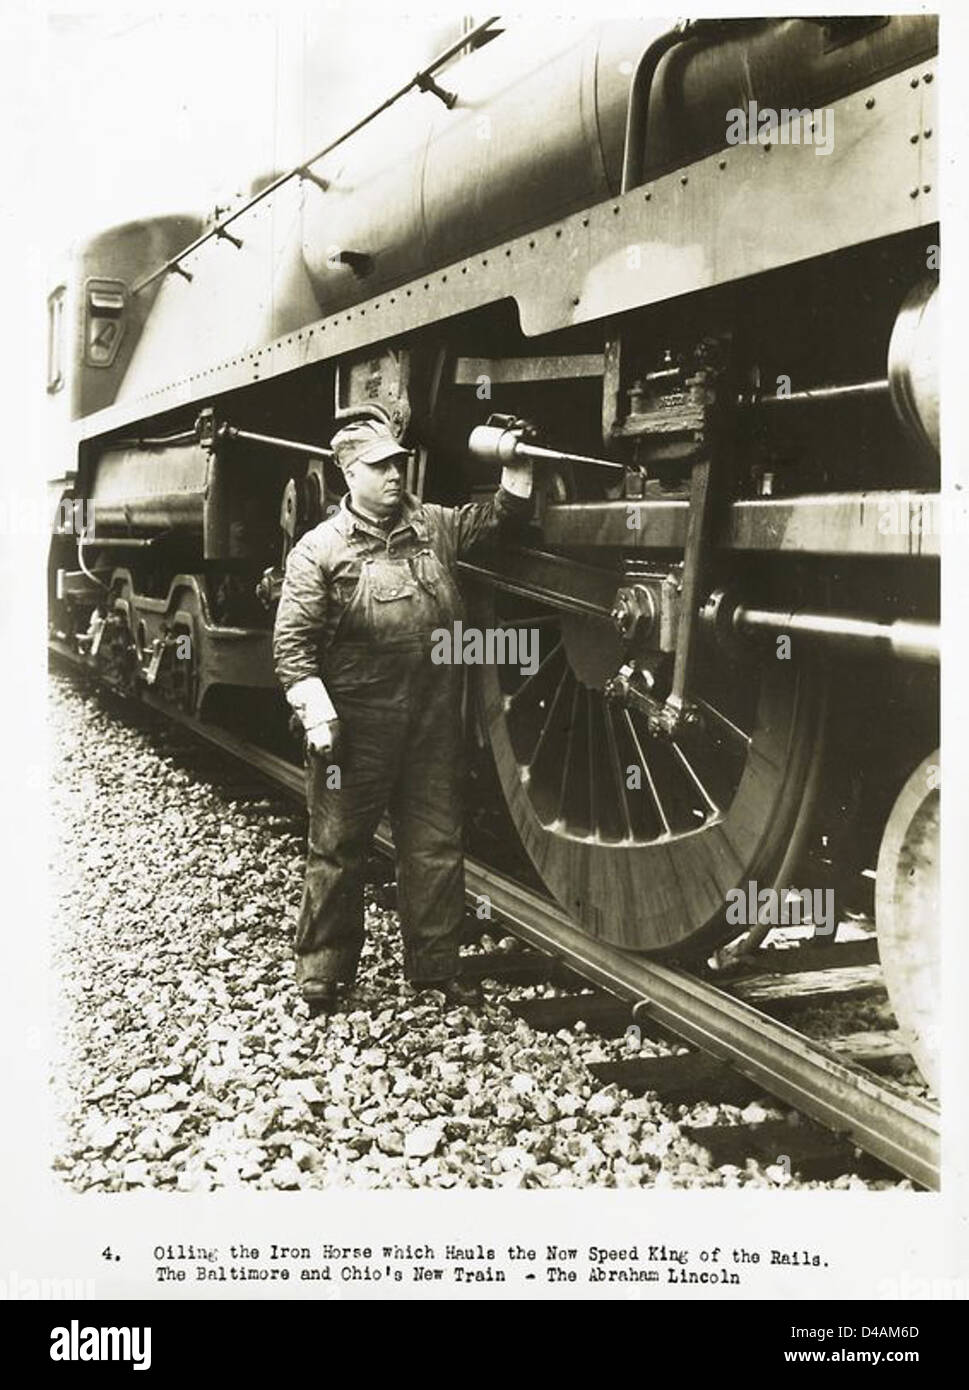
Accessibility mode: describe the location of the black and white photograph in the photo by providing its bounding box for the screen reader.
[3,0,968,1322]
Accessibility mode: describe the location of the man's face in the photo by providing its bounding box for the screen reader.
[344,452,407,518]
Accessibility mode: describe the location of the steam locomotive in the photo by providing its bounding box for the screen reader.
[47,15,940,1084]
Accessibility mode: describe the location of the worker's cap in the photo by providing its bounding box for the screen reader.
[330,416,407,470]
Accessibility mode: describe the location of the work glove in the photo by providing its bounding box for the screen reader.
[304,718,341,760]
[286,677,342,761]
[500,458,534,499]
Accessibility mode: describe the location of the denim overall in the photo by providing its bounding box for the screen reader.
[294,521,466,992]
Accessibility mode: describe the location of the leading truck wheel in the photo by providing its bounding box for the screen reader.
[875,753,940,1093]
[472,584,828,958]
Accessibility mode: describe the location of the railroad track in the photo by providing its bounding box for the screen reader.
[48,644,941,1190]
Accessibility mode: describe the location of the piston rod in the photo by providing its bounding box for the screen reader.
[730,603,939,665]
[742,378,891,408]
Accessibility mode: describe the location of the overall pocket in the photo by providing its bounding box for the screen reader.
[411,547,465,624]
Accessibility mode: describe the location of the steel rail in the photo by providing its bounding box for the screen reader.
[49,643,942,1188]
[463,864,938,1190]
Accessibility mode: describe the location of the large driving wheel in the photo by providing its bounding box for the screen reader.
[471,581,828,957]
[875,753,939,1092]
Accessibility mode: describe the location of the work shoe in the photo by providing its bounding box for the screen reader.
[412,977,483,1008]
[303,980,341,1017]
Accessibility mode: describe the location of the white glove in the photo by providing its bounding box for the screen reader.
[286,676,337,727]
[500,459,533,498]
[286,677,341,759]
[305,719,341,758]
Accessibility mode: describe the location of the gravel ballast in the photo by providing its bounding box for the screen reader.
[48,674,910,1191]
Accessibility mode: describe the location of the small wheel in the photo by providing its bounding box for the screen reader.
[160,610,199,714]
[875,752,940,1092]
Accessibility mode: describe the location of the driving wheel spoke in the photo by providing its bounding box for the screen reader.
[623,709,673,838]
[504,639,564,710]
[604,702,635,841]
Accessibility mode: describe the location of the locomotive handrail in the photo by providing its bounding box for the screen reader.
[217,422,334,463]
[130,14,501,296]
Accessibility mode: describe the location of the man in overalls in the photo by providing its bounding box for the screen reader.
[273,409,533,1015]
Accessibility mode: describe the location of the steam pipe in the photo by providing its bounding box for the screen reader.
[621,19,739,194]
